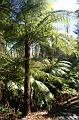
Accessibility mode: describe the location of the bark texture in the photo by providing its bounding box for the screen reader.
[23,35,31,116]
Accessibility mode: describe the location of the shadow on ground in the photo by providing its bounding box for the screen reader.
[43,101,79,120]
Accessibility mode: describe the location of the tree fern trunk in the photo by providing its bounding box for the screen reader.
[23,35,31,116]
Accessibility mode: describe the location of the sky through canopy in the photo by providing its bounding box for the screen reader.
[48,0,79,37]
[48,0,79,11]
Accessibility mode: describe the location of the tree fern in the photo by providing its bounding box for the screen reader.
[51,60,72,76]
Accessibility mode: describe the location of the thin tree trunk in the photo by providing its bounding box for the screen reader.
[23,35,31,116]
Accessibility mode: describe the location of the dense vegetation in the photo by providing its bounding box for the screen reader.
[0,0,79,119]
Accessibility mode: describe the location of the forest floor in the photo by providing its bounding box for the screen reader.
[27,100,79,120]
[31,111,52,120]
[1,98,79,120]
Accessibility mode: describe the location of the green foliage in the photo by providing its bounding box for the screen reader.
[0,0,79,112]
[51,60,71,76]
[0,105,22,118]
[30,77,53,108]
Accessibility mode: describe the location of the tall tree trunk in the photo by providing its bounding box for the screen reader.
[23,35,31,116]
